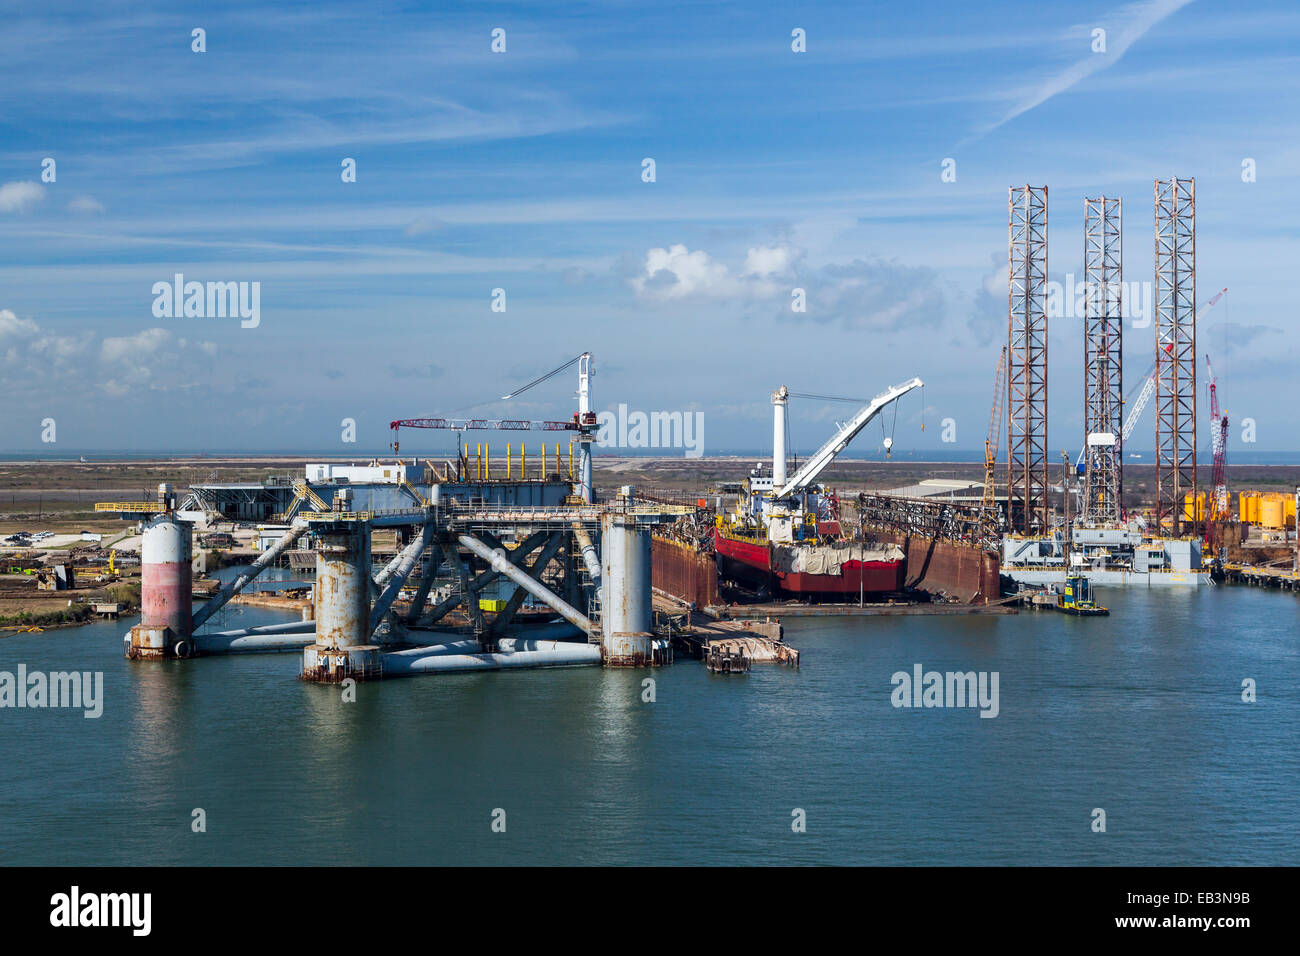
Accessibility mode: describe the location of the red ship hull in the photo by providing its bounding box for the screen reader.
[714,528,903,598]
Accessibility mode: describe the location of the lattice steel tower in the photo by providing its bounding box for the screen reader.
[1007,185,1049,534]
[1154,178,1197,534]
[1082,197,1123,525]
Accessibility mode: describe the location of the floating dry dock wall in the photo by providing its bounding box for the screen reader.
[875,532,1001,604]
[651,535,720,607]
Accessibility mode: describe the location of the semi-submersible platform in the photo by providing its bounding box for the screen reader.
[107,355,677,679]
[102,353,790,684]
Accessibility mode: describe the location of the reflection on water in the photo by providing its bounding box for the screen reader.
[1,584,1297,864]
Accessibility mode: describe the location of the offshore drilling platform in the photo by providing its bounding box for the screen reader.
[106,354,710,680]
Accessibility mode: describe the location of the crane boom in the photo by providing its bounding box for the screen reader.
[390,418,578,431]
[982,348,1007,512]
[1119,287,1228,444]
[1121,374,1157,442]
[776,377,923,498]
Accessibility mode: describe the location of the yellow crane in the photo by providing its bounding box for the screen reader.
[982,346,1008,514]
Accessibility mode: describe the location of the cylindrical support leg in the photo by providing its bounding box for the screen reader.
[599,513,655,666]
[314,525,370,649]
[303,524,380,682]
[579,441,593,504]
[128,514,192,659]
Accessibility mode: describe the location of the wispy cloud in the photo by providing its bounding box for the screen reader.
[978,0,1194,137]
[68,195,105,215]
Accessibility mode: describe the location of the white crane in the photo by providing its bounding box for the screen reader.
[776,377,923,498]
[1119,288,1227,443]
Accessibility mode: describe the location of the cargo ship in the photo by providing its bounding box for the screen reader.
[711,378,923,600]
[714,517,904,598]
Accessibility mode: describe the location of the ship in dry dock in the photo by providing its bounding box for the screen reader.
[711,380,918,601]
[714,510,905,599]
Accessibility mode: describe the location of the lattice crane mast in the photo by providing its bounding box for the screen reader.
[982,346,1008,513]
[1205,354,1229,522]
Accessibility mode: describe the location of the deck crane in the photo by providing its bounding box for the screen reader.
[388,352,599,501]
[775,378,923,500]
[731,377,923,542]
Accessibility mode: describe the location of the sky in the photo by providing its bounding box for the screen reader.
[0,0,1297,458]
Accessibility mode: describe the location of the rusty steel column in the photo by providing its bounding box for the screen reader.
[600,513,655,666]
[128,507,193,660]
[303,522,381,682]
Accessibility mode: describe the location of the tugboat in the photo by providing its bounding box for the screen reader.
[1055,574,1109,616]
[1054,450,1109,616]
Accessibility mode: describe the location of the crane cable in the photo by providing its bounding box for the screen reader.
[447,352,584,414]
[500,353,584,401]
[787,390,868,404]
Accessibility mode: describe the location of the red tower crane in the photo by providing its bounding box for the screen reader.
[1205,354,1229,531]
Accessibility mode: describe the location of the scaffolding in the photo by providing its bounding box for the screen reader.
[1082,196,1123,524]
[1154,177,1197,534]
[1007,185,1049,534]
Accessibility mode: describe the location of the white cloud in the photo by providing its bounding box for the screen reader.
[0,181,45,214]
[632,243,803,300]
[0,312,219,403]
[0,308,41,341]
[633,244,738,299]
[0,307,89,374]
[743,245,798,279]
[630,243,947,332]
[101,327,172,364]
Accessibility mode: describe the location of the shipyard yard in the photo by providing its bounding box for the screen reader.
[2,180,1298,877]
[4,2,1299,929]
[4,454,1298,630]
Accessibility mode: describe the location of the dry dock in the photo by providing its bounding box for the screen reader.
[707,600,1019,618]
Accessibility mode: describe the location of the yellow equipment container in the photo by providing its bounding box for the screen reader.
[479,598,509,613]
[1238,491,1256,523]
[1183,492,1205,521]
[1259,495,1285,529]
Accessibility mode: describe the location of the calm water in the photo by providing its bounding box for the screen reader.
[2,582,1296,866]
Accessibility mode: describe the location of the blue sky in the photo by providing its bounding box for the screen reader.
[1,0,1297,457]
